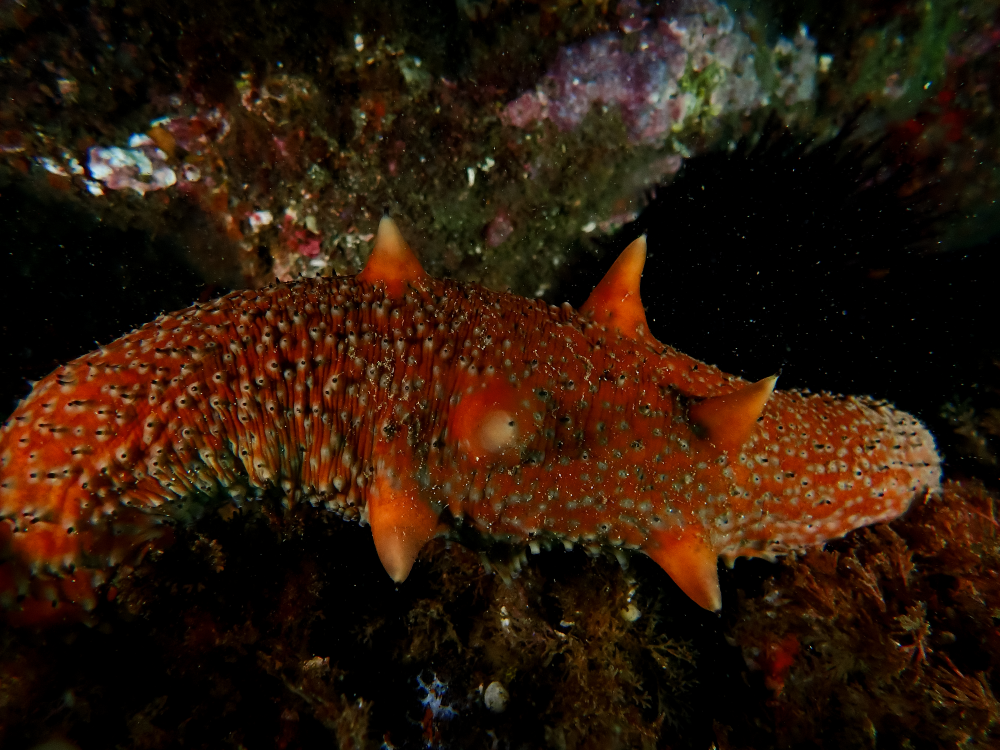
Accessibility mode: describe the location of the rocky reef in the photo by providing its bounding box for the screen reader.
[2,475,999,748]
[8,0,991,297]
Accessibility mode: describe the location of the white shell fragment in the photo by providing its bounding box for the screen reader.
[484,681,509,713]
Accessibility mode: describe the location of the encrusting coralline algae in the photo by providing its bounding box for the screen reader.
[503,0,818,145]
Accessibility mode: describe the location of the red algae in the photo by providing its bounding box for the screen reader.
[728,480,1000,748]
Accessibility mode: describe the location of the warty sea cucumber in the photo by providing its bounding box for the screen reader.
[0,217,940,624]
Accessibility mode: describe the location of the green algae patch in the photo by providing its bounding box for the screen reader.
[848,0,961,116]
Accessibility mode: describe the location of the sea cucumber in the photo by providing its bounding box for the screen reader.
[0,217,940,624]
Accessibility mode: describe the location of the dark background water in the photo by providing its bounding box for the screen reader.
[0,182,209,415]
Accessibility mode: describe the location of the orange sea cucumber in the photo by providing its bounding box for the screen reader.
[0,217,940,624]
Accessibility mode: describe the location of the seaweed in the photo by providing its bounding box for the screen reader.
[729,481,1000,749]
[0,499,704,749]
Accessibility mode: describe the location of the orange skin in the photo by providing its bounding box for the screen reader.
[0,222,939,623]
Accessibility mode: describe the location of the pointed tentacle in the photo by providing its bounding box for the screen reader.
[580,235,649,340]
[356,216,428,298]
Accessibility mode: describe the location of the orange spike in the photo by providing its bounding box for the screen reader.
[368,463,443,582]
[689,375,778,451]
[356,216,428,298]
[644,527,722,611]
[580,235,649,339]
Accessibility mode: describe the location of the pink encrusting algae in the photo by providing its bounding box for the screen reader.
[0,218,939,625]
[503,0,818,145]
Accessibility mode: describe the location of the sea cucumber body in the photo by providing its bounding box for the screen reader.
[0,275,939,620]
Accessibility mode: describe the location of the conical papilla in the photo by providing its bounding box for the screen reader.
[643,526,722,611]
[689,375,778,451]
[580,235,650,340]
[357,216,428,298]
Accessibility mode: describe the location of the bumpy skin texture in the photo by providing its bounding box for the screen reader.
[0,269,940,622]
